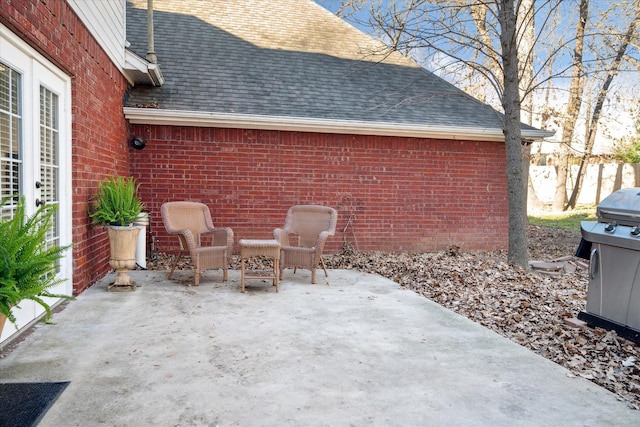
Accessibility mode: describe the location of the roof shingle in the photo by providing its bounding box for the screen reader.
[125,0,542,136]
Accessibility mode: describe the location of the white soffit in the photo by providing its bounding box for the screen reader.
[123,50,164,86]
[123,108,554,142]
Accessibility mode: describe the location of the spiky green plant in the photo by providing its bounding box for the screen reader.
[0,196,73,327]
[89,176,144,226]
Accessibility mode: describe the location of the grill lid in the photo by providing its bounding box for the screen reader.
[597,187,640,226]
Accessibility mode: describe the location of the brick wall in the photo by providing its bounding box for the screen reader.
[1,1,509,294]
[129,125,509,255]
[1,0,130,294]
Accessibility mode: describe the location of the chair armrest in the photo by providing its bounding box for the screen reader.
[313,230,333,262]
[316,230,333,247]
[168,229,197,252]
[273,228,290,246]
[206,227,234,261]
[209,227,233,247]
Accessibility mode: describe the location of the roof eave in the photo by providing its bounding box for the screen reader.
[123,50,165,87]
[123,108,554,142]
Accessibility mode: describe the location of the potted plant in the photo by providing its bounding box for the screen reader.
[0,196,73,337]
[89,176,144,291]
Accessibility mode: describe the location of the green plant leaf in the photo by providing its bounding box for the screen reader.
[0,196,74,327]
[89,176,144,226]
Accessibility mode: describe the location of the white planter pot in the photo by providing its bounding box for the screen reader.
[107,225,141,291]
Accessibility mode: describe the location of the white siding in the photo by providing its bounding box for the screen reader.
[67,0,126,69]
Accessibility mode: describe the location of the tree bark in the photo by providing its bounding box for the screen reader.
[498,0,528,268]
[518,0,539,212]
[552,0,588,211]
[566,6,639,208]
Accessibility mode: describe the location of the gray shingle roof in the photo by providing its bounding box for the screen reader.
[124,0,540,135]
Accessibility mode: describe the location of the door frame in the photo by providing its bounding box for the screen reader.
[0,24,73,343]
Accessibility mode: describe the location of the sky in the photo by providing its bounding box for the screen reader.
[313,0,639,153]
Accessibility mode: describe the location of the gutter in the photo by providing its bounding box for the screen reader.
[123,108,554,142]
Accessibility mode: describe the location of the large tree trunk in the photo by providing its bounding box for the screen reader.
[499,0,528,268]
[553,0,589,211]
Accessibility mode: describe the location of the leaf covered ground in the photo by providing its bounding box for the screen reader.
[149,225,639,409]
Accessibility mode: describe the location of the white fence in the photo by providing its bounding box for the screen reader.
[530,163,640,207]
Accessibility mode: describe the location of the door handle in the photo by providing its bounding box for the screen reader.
[36,198,46,207]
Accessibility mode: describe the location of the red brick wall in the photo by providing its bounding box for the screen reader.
[2,1,509,294]
[129,125,509,255]
[1,0,130,294]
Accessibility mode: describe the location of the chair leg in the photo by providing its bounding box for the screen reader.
[320,257,329,277]
[167,250,182,280]
[311,268,317,284]
[194,270,200,286]
[223,249,229,282]
[274,258,279,292]
[241,257,246,293]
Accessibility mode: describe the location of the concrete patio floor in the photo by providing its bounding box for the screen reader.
[0,268,637,426]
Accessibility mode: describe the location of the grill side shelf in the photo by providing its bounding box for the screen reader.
[580,221,640,251]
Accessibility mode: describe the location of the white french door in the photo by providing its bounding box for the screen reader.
[0,25,72,343]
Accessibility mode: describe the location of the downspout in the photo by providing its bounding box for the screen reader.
[146,0,157,63]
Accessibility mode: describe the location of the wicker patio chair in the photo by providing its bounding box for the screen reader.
[273,205,338,284]
[161,201,234,286]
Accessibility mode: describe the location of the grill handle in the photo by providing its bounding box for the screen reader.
[598,209,640,221]
[589,248,599,280]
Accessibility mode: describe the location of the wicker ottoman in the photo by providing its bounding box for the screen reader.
[239,239,281,292]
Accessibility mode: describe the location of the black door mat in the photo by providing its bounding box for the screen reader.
[0,382,70,427]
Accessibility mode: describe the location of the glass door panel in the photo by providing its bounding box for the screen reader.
[0,61,21,218]
[40,86,60,248]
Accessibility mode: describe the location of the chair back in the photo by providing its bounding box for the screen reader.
[161,201,213,247]
[285,205,337,248]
